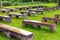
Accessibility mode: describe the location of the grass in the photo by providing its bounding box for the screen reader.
[3,3,57,8]
[0,3,60,40]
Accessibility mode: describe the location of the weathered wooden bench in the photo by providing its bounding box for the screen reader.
[22,20,56,31]
[20,11,37,16]
[35,10,44,14]
[52,6,59,10]
[36,7,48,11]
[42,17,60,23]
[8,13,27,19]
[19,7,28,10]
[0,9,9,13]
[47,6,60,12]
[28,11,37,16]
[28,9,44,14]
[51,6,58,10]
[28,9,37,16]
[0,24,33,40]
[7,8,18,12]
[0,15,11,22]
[55,14,60,18]
[46,7,53,12]
[50,6,58,11]
[36,6,50,11]
[28,6,34,9]
[37,8,46,10]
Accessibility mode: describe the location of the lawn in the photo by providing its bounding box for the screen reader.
[0,3,60,40]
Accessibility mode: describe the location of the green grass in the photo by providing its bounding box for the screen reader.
[3,3,57,8]
[0,3,60,40]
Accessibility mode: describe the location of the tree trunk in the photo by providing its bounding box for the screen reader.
[58,0,60,6]
[0,0,2,8]
[32,0,34,2]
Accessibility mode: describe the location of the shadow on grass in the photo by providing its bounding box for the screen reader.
[39,28,56,33]
[9,35,21,40]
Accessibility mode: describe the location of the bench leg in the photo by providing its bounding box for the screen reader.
[14,9,17,12]
[22,23,26,27]
[50,25,56,32]
[0,29,4,33]
[41,12,44,14]
[9,15,12,17]
[42,19,47,22]
[22,36,33,40]
[11,9,13,12]
[54,21,58,23]
[48,9,52,12]
[33,24,37,28]
[0,18,3,20]
[37,25,41,29]
[54,8,56,10]
[10,32,33,40]
[55,16,59,18]
[22,15,27,20]
[2,11,5,13]
[6,32,11,38]
[34,13,38,16]
[15,15,19,18]
[28,13,31,16]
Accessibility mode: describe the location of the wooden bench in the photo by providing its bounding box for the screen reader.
[0,15,11,22]
[49,6,58,11]
[28,9,37,16]
[36,6,49,11]
[19,7,28,10]
[42,17,60,23]
[37,8,46,10]
[7,8,18,12]
[55,14,60,18]
[51,6,58,10]
[20,11,37,16]
[0,24,33,40]
[8,13,27,20]
[0,9,9,13]
[28,6,34,9]
[52,6,60,10]
[22,20,56,32]
[46,7,53,12]
[47,6,59,12]
[28,9,44,14]
[35,10,44,14]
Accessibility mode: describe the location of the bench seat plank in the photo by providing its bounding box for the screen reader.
[0,24,33,40]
